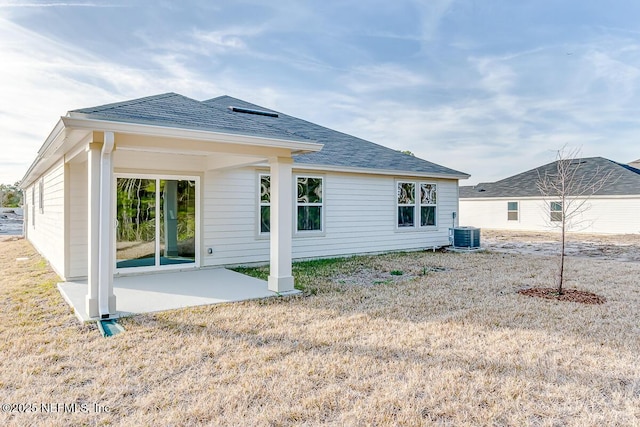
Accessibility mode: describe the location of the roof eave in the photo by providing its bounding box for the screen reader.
[63,115,323,155]
[20,117,66,189]
[287,162,470,180]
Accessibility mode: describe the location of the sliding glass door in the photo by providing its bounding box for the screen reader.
[116,175,198,271]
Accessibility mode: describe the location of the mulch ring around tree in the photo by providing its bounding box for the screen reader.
[518,287,606,304]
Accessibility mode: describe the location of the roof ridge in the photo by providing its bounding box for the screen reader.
[199,96,313,142]
[70,92,183,114]
[611,159,640,176]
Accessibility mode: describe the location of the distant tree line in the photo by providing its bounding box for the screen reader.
[0,182,22,207]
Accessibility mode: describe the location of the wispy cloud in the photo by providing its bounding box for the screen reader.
[341,63,428,93]
[191,28,254,51]
[414,0,454,43]
[0,1,126,7]
[0,17,226,182]
[1,1,640,187]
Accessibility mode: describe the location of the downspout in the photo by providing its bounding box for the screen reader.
[98,132,115,318]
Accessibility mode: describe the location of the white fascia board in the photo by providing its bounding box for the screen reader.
[286,163,470,180]
[460,196,545,201]
[461,194,640,201]
[62,116,323,154]
[20,118,66,188]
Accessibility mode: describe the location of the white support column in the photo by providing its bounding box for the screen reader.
[268,156,295,293]
[85,141,102,318]
[98,132,116,318]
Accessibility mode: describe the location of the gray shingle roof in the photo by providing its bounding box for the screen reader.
[460,157,640,198]
[204,96,468,177]
[70,93,468,178]
[69,93,308,142]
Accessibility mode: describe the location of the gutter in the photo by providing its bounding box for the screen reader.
[20,118,66,189]
[264,162,471,180]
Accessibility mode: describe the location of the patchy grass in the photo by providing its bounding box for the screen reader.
[233,255,376,294]
[1,239,640,426]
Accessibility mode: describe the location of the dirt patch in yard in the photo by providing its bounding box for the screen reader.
[482,229,640,262]
[518,287,606,304]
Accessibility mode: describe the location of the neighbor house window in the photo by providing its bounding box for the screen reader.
[397,182,416,227]
[38,179,44,214]
[258,174,324,233]
[507,201,519,221]
[297,176,323,232]
[420,183,437,227]
[259,174,270,233]
[550,201,562,222]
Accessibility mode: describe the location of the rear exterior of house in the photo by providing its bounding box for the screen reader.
[24,161,461,279]
[21,93,468,319]
[459,157,640,234]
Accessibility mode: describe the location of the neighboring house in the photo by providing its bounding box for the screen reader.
[459,157,640,234]
[20,93,469,318]
[630,158,640,169]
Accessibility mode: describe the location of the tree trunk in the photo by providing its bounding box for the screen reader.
[558,219,565,295]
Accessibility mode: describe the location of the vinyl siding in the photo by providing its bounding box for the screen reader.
[459,197,640,234]
[67,161,88,279]
[203,167,459,266]
[24,159,66,277]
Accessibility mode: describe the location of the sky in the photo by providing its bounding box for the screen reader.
[1,0,640,185]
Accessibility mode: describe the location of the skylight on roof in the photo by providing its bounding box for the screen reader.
[229,106,278,117]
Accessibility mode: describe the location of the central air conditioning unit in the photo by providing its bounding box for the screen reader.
[449,227,481,249]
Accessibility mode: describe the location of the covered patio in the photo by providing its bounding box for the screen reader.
[58,268,298,322]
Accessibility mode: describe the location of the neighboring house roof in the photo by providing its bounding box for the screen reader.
[630,159,640,169]
[204,96,469,178]
[460,157,640,198]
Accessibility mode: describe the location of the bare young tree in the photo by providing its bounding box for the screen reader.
[536,147,615,295]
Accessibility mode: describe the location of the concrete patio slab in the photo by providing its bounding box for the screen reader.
[58,268,298,322]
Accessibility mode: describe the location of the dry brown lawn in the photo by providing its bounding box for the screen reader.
[1,237,639,426]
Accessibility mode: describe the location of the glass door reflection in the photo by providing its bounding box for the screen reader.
[116,177,196,270]
[159,179,196,265]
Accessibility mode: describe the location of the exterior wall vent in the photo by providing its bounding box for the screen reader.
[449,226,481,248]
[229,106,278,117]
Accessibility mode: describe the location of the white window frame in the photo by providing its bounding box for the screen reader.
[397,181,438,229]
[113,173,201,274]
[397,181,416,228]
[295,174,324,234]
[258,173,326,236]
[550,201,562,222]
[419,182,437,228]
[31,186,35,227]
[258,173,271,236]
[38,178,44,214]
[507,201,519,221]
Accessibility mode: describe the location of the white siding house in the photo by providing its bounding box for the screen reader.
[459,157,640,234]
[21,93,469,319]
[23,159,66,276]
